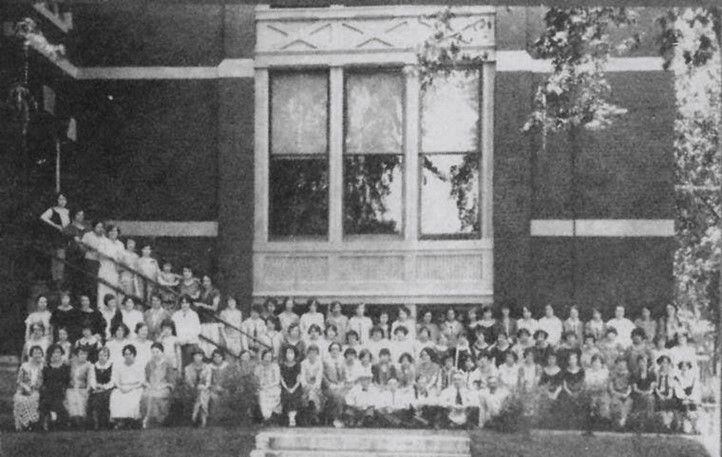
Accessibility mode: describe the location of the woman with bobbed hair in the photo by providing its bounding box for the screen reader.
[109,344,145,428]
[13,345,44,431]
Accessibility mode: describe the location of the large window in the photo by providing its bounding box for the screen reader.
[269,72,329,239]
[420,70,481,238]
[343,71,404,236]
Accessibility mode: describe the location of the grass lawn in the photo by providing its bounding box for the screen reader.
[0,426,711,457]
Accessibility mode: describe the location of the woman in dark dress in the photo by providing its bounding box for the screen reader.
[280,345,302,427]
[538,352,564,424]
[50,292,81,342]
[40,344,71,430]
[654,355,677,429]
[559,352,585,426]
[89,346,113,430]
[631,353,656,419]
[77,294,106,340]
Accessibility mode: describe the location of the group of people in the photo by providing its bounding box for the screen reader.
[15,280,704,433]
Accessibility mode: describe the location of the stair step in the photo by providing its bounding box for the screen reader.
[251,450,469,457]
[0,356,20,365]
[256,428,470,454]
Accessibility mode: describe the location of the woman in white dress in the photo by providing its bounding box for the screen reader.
[109,344,146,428]
[255,349,281,422]
[96,225,124,308]
[119,239,140,298]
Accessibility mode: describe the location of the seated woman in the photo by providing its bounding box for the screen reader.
[321,342,347,427]
[157,319,181,372]
[654,354,677,429]
[109,344,146,429]
[415,347,440,402]
[356,349,374,381]
[397,353,416,390]
[391,306,416,342]
[580,333,601,369]
[299,298,325,338]
[436,372,477,429]
[142,342,175,428]
[478,376,510,429]
[607,357,633,429]
[282,323,306,362]
[13,345,44,431]
[74,324,103,364]
[280,345,302,427]
[497,351,520,392]
[184,346,212,427]
[343,374,381,427]
[300,344,324,424]
[89,347,114,430]
[675,361,700,434]
[40,344,70,431]
[584,354,610,427]
[105,323,132,367]
[558,351,585,426]
[65,346,94,428]
[255,349,281,424]
[538,353,564,423]
[208,349,234,424]
[23,323,50,362]
[366,326,390,363]
[631,353,656,420]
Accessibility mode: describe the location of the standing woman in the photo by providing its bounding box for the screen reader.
[13,345,44,431]
[178,266,201,300]
[63,209,88,297]
[119,239,140,298]
[278,297,300,335]
[260,317,283,360]
[255,349,282,423]
[300,345,324,422]
[136,245,160,304]
[65,347,94,428]
[39,193,71,288]
[109,344,145,429]
[89,346,113,430]
[280,346,302,427]
[157,320,181,372]
[659,304,686,346]
[81,221,105,305]
[197,275,222,358]
[40,344,70,430]
[300,298,325,337]
[96,225,124,309]
[142,342,175,428]
[326,301,348,344]
[120,297,144,339]
[220,297,243,356]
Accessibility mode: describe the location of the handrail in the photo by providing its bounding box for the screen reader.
[49,226,271,350]
[34,242,245,360]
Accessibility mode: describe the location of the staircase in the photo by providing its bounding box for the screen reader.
[251,428,472,457]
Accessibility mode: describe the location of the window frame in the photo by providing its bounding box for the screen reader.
[267,69,331,241]
[418,69,483,240]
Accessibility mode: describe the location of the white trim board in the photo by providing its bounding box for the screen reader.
[530,219,674,237]
[35,52,663,81]
[33,3,73,34]
[107,221,218,238]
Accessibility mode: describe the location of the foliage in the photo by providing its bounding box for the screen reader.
[343,155,401,235]
[658,8,721,320]
[524,7,638,134]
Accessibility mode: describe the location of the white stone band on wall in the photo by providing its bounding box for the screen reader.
[530,219,675,237]
[107,221,218,237]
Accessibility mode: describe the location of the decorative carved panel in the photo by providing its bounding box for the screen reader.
[256,6,495,59]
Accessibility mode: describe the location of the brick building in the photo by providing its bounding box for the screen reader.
[1,2,675,319]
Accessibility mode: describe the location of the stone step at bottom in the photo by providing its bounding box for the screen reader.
[251,451,469,457]
[256,428,470,455]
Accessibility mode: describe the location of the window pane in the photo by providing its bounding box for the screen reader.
[344,155,403,235]
[421,154,479,236]
[271,72,328,155]
[345,72,403,154]
[269,158,328,238]
[421,71,479,153]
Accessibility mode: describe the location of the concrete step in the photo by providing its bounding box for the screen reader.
[250,451,469,457]
[256,428,470,455]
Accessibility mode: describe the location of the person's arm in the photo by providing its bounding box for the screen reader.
[40,208,63,231]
